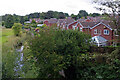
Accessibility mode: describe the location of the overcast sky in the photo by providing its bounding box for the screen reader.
[0,0,102,16]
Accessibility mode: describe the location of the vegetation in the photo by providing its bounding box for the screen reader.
[4,15,14,28]
[12,23,22,36]
[2,28,14,43]
[2,10,101,28]
[2,28,27,78]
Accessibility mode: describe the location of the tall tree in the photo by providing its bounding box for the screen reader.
[4,14,14,28]
[58,12,65,19]
[78,10,88,18]
[91,13,101,17]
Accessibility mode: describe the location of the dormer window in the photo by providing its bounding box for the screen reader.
[104,30,109,35]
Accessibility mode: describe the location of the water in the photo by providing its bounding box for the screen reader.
[14,46,24,77]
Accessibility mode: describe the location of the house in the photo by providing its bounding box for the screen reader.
[63,21,115,46]
[57,17,75,30]
[43,18,57,27]
[30,18,44,23]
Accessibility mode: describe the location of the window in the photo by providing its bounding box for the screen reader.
[104,30,109,35]
[73,26,76,30]
[98,29,101,35]
[80,28,82,31]
[94,29,97,34]
[94,29,101,34]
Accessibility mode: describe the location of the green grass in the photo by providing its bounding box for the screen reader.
[2,28,14,43]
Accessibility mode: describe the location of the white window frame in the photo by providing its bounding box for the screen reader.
[94,29,97,34]
[73,26,76,30]
[104,30,109,35]
[80,28,82,31]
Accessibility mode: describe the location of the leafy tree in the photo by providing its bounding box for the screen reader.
[13,14,20,23]
[71,14,78,20]
[24,26,91,78]
[45,10,54,19]
[78,10,88,18]
[20,16,25,24]
[12,23,22,36]
[4,15,14,28]
[91,13,101,17]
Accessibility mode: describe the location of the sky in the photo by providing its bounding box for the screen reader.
[0,0,102,16]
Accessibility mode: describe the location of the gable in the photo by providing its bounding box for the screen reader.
[90,22,112,31]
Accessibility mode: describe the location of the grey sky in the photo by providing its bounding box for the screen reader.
[0,0,101,16]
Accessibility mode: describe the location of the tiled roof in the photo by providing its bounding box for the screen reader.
[49,18,58,23]
[80,22,100,28]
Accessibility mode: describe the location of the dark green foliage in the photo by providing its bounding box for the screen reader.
[2,21,4,26]
[4,14,14,28]
[78,10,88,18]
[24,27,91,78]
[71,14,78,20]
[91,13,101,17]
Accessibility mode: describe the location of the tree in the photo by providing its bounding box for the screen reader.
[4,15,14,28]
[25,26,91,78]
[71,14,78,20]
[13,14,20,23]
[91,13,101,17]
[78,10,88,18]
[58,12,65,19]
[20,16,25,24]
[12,23,22,36]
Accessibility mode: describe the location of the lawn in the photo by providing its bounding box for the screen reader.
[2,28,14,43]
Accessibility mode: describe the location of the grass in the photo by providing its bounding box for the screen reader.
[2,28,27,78]
[2,28,14,44]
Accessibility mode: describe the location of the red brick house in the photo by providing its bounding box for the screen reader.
[43,18,57,27]
[66,21,115,46]
[43,17,117,46]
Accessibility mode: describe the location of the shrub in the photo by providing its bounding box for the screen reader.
[12,23,22,36]
[24,27,91,78]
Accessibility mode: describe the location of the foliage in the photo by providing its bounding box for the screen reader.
[2,31,27,78]
[31,19,36,24]
[2,21,4,26]
[78,10,88,18]
[76,53,120,79]
[71,14,78,20]
[91,13,101,17]
[4,14,14,28]
[23,26,91,78]
[12,23,22,36]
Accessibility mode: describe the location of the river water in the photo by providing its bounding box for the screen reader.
[14,46,24,77]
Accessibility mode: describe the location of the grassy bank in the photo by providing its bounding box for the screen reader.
[2,28,14,44]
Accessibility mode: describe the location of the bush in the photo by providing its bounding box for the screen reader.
[12,23,22,36]
[24,27,91,78]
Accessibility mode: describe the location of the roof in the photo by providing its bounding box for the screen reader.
[49,18,58,23]
[64,17,75,24]
[80,22,100,28]
[92,36,108,43]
